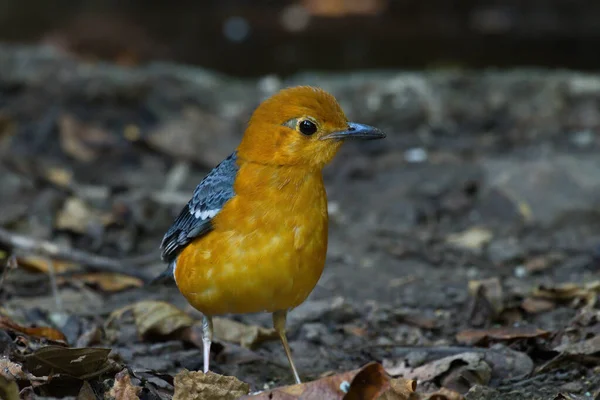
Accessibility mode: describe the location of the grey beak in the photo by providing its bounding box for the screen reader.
[321,122,386,140]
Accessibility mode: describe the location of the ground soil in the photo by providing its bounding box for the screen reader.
[1,45,600,399]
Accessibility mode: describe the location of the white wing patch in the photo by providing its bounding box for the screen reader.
[193,208,220,220]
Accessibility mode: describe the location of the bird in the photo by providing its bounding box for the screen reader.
[157,86,385,384]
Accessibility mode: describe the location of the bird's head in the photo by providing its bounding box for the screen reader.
[237,86,385,169]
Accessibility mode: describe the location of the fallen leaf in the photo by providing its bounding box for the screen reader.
[344,362,392,399]
[0,357,28,381]
[131,301,194,338]
[212,317,278,349]
[468,278,503,314]
[108,369,142,400]
[245,362,415,400]
[17,255,76,274]
[533,281,600,308]
[455,326,549,346]
[554,335,600,356]
[446,227,493,253]
[46,167,73,188]
[174,370,249,400]
[521,297,555,314]
[524,253,563,274]
[385,353,490,394]
[0,315,67,342]
[57,272,143,292]
[468,278,504,326]
[55,197,114,234]
[0,375,19,400]
[59,114,117,162]
[77,381,96,400]
[25,346,112,379]
[421,388,464,400]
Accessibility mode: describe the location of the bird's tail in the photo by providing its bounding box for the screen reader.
[147,261,176,286]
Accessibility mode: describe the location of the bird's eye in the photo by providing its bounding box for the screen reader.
[298,119,318,136]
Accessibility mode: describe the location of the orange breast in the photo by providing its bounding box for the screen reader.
[174,163,329,316]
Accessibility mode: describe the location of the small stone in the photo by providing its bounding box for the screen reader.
[299,323,328,342]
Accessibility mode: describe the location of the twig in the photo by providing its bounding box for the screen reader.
[0,227,152,281]
[45,258,63,311]
[0,255,17,294]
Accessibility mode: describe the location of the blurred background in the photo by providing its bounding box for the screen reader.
[2,1,600,398]
[1,0,600,75]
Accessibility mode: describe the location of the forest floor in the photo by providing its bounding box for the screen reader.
[1,45,600,399]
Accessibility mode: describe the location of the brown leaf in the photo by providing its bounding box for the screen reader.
[59,114,117,162]
[57,272,143,292]
[55,197,114,234]
[0,375,19,400]
[212,317,278,349]
[245,362,415,400]
[554,335,600,356]
[385,353,490,394]
[107,369,142,400]
[0,357,29,381]
[468,278,504,326]
[468,278,503,314]
[173,370,249,400]
[421,388,464,400]
[344,362,392,399]
[131,301,195,338]
[77,381,97,400]
[25,346,112,379]
[455,326,549,346]
[533,281,600,308]
[377,377,417,400]
[0,315,67,342]
[17,255,76,274]
[446,227,493,253]
[46,167,73,188]
[524,253,563,274]
[521,297,555,314]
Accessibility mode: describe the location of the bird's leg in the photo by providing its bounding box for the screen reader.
[202,315,213,373]
[273,310,301,384]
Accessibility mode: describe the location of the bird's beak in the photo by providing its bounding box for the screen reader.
[321,122,386,141]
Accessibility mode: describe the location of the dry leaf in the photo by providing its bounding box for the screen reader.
[0,357,29,381]
[344,362,392,399]
[46,167,73,188]
[131,301,194,338]
[59,114,117,162]
[385,353,490,394]
[77,381,97,400]
[246,362,415,400]
[55,197,114,234]
[533,281,600,308]
[0,315,67,342]
[57,272,143,292]
[521,297,555,314]
[554,335,600,356]
[446,227,493,253]
[212,317,278,349]
[17,255,76,274]
[524,253,563,274]
[108,369,142,400]
[468,278,503,314]
[174,370,249,400]
[455,326,549,346]
[0,375,19,400]
[25,346,112,379]
[421,388,464,400]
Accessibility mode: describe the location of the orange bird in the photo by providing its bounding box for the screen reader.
[158,86,385,383]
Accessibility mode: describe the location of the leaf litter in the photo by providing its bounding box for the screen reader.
[2,48,600,399]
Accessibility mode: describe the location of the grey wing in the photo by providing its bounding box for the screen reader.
[160,152,238,263]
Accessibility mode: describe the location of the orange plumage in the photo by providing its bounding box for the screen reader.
[160,86,385,383]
